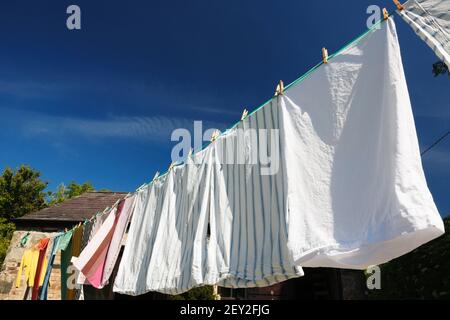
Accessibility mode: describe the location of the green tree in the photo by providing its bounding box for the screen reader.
[0,218,15,265]
[66,181,94,198]
[48,183,67,205]
[48,181,94,205]
[0,165,48,220]
[171,286,217,300]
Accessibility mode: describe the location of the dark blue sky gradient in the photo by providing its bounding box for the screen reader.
[0,1,448,215]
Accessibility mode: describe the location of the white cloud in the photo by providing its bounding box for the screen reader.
[0,80,75,100]
[19,112,226,144]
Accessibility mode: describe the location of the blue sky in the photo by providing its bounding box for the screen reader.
[0,1,448,216]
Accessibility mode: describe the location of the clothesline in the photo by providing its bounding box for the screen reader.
[40,16,392,241]
[28,6,417,246]
[133,17,389,191]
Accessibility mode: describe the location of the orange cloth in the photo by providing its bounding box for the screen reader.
[31,238,50,300]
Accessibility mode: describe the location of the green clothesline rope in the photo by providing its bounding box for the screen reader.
[56,16,391,236]
[142,17,388,186]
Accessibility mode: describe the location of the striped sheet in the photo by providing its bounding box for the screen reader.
[113,101,303,295]
[399,0,450,67]
[113,176,167,295]
[213,100,303,288]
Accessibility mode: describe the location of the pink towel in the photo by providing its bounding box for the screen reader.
[102,195,135,286]
[73,196,136,289]
[72,206,118,288]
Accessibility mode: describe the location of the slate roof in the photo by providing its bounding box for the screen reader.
[15,191,128,223]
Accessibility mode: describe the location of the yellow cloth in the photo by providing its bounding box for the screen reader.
[15,249,48,288]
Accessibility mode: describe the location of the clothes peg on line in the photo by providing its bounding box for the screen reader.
[393,0,404,11]
[274,80,284,96]
[241,109,248,121]
[383,8,389,20]
[135,183,146,192]
[124,192,132,199]
[210,130,220,142]
[112,199,121,209]
[168,162,176,171]
[152,171,160,182]
[188,148,193,157]
[322,47,328,64]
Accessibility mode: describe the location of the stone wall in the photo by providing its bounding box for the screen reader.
[0,231,61,300]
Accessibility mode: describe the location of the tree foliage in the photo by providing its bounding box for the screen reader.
[47,181,94,205]
[0,165,48,220]
[0,165,100,266]
[0,218,16,265]
[171,286,217,300]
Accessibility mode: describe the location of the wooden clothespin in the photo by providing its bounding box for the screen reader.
[188,148,193,157]
[393,0,404,11]
[274,80,284,96]
[383,8,389,20]
[241,109,248,121]
[152,171,160,182]
[210,130,220,142]
[112,199,121,209]
[322,47,329,64]
[135,183,146,192]
[168,162,176,171]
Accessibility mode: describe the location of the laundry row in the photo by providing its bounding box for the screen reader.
[15,18,445,299]
[112,18,444,295]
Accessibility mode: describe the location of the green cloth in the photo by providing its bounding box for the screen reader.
[57,230,73,251]
[19,232,30,247]
[59,230,73,300]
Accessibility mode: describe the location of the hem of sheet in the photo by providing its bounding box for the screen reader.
[113,268,304,296]
[292,224,444,269]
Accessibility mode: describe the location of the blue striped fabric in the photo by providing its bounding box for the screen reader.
[214,99,303,289]
[113,100,303,295]
[399,0,450,66]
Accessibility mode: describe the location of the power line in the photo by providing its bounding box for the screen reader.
[421,130,450,157]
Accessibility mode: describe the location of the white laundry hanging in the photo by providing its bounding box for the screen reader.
[281,17,444,269]
[113,17,444,295]
[113,147,230,295]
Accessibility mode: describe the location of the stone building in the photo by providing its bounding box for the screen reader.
[0,192,127,300]
[0,191,366,300]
